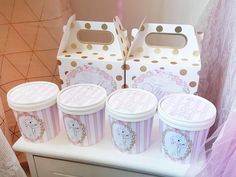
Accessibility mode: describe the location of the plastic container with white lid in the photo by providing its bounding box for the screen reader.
[57,84,107,146]
[106,88,158,154]
[158,93,216,163]
[7,81,60,142]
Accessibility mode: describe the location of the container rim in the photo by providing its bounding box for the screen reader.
[7,81,59,112]
[57,84,107,115]
[106,88,158,122]
[158,94,217,131]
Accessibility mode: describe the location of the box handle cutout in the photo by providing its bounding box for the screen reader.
[145,33,187,49]
[77,30,114,45]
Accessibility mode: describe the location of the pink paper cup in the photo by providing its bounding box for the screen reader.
[106,88,158,154]
[57,84,107,146]
[158,94,216,164]
[7,82,60,143]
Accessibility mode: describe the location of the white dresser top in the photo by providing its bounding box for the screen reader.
[13,117,190,177]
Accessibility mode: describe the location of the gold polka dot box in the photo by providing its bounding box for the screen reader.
[57,15,129,95]
[127,21,201,100]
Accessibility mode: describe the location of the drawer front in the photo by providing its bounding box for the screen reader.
[34,156,158,177]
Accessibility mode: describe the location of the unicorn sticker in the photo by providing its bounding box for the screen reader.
[112,121,136,151]
[64,116,86,144]
[162,129,191,161]
[18,113,45,142]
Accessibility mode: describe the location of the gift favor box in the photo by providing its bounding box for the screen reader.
[126,22,201,100]
[57,15,129,94]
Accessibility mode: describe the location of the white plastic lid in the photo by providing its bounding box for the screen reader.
[57,84,107,115]
[106,88,158,122]
[7,81,59,112]
[158,94,217,131]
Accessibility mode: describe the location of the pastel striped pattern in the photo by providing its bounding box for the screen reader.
[63,109,105,146]
[109,116,154,154]
[14,104,60,143]
[159,120,209,164]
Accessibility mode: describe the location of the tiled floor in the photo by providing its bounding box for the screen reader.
[21,162,31,177]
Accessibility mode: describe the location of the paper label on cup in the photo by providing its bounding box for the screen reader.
[64,116,87,144]
[18,113,45,142]
[162,128,192,161]
[111,121,136,151]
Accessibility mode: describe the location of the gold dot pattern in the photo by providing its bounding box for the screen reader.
[98,57,104,60]
[65,54,71,57]
[121,84,127,89]
[170,61,177,64]
[140,65,147,72]
[175,26,182,33]
[193,50,200,56]
[160,67,165,70]
[71,61,77,67]
[116,75,122,81]
[161,57,167,59]
[172,49,179,55]
[62,50,67,53]
[144,56,150,58]
[71,43,77,49]
[137,47,143,53]
[76,51,82,54]
[106,64,112,70]
[129,54,134,57]
[192,63,200,66]
[93,52,98,55]
[156,25,163,32]
[134,59,140,62]
[117,58,123,61]
[87,44,92,50]
[151,60,158,63]
[182,58,188,61]
[57,60,61,65]
[103,45,108,51]
[101,24,108,30]
[121,64,130,70]
[110,54,116,56]
[85,23,91,29]
[88,62,93,65]
[189,81,197,87]
[81,56,87,59]
[180,69,187,75]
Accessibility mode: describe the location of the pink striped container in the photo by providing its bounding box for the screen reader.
[158,94,216,164]
[57,84,107,146]
[106,88,158,154]
[7,81,60,143]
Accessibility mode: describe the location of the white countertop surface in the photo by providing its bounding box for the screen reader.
[13,117,190,177]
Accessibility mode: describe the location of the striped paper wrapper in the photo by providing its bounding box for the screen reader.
[159,120,209,163]
[63,109,105,146]
[14,104,60,143]
[109,116,153,154]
